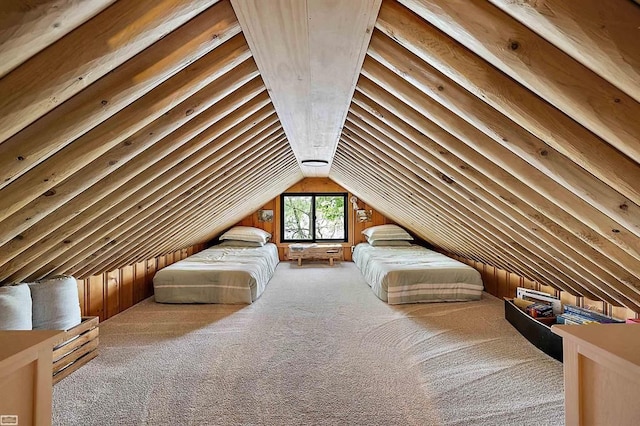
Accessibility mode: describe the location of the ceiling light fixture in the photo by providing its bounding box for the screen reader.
[301,159,329,167]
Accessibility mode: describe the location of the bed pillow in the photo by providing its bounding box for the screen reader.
[219,240,265,247]
[368,239,412,247]
[0,284,32,330]
[219,226,271,244]
[362,224,413,242]
[29,275,82,331]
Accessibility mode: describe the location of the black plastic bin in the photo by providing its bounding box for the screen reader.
[504,298,563,362]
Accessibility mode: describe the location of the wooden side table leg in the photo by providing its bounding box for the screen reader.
[329,257,334,266]
[298,258,302,266]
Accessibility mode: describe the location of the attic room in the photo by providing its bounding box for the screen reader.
[1,0,639,424]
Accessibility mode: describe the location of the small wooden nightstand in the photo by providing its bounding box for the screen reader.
[552,324,640,426]
[287,244,344,266]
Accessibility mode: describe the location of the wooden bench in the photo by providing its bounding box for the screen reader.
[287,244,344,266]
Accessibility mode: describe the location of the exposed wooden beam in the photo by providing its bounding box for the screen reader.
[0,100,276,282]
[147,159,300,264]
[0,33,252,223]
[106,140,293,262]
[24,129,290,279]
[0,87,269,275]
[488,0,640,103]
[334,166,476,261]
[349,94,640,293]
[231,0,381,176]
[65,142,284,274]
[339,136,488,264]
[355,78,640,304]
[345,113,640,307]
[172,167,302,257]
[0,0,116,77]
[75,146,297,277]
[359,62,640,265]
[352,84,640,285]
[338,140,527,273]
[331,168,597,302]
[368,24,640,217]
[72,129,288,269]
[335,158,524,269]
[336,145,600,299]
[344,126,543,269]
[334,157,487,263]
[0,59,261,249]
[192,169,302,242]
[333,150,545,281]
[187,165,302,246]
[93,146,297,273]
[397,0,640,163]
[354,81,638,302]
[341,129,612,302]
[0,0,239,189]
[0,0,224,143]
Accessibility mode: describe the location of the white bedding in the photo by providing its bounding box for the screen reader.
[353,243,483,304]
[153,243,279,304]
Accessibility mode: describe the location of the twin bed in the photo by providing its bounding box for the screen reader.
[153,225,483,306]
[154,227,278,304]
[353,243,484,304]
[353,224,483,304]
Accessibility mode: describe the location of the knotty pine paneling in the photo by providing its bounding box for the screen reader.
[234,178,393,261]
[76,243,205,321]
[449,254,639,320]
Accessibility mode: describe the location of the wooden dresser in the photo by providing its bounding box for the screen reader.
[552,324,640,426]
[0,330,64,426]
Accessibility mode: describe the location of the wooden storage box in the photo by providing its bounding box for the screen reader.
[504,298,563,362]
[52,316,99,383]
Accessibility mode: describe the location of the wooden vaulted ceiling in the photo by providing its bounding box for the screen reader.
[0,0,302,284]
[332,0,640,311]
[1,1,639,312]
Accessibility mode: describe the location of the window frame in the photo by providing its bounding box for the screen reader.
[280,192,348,243]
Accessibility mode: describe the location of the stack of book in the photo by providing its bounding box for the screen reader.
[557,305,624,325]
[516,287,562,316]
[525,303,554,318]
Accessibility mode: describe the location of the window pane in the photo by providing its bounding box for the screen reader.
[283,196,312,240]
[315,195,345,240]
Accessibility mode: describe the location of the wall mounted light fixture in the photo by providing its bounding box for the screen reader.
[356,209,372,222]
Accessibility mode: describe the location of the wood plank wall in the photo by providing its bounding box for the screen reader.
[449,254,640,320]
[75,243,206,321]
[234,178,393,261]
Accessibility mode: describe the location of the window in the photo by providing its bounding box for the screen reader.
[281,193,347,242]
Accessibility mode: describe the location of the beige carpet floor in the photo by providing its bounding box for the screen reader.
[53,262,564,425]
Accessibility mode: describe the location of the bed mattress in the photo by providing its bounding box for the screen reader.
[153,243,279,304]
[353,243,483,304]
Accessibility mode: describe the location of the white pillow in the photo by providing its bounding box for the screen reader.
[368,239,412,247]
[219,240,264,247]
[362,224,413,242]
[219,226,271,244]
[29,275,82,330]
[0,284,32,330]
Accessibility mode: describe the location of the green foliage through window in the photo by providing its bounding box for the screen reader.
[283,196,312,240]
[282,193,347,242]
